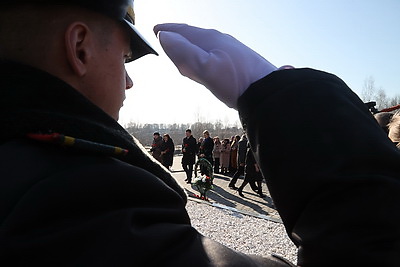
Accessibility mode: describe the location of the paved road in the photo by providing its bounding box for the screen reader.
[170,155,282,222]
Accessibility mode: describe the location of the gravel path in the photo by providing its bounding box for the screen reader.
[186,200,298,265]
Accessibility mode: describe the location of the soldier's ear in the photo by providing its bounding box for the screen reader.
[64,22,93,76]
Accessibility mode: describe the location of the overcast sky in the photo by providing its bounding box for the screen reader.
[119,0,400,126]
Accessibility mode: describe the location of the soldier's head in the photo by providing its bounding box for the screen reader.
[0,0,157,120]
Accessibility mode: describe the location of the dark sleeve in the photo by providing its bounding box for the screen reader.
[191,137,199,154]
[160,141,166,151]
[205,139,214,154]
[1,156,278,266]
[165,139,174,153]
[238,142,247,163]
[245,148,256,166]
[157,139,163,149]
[238,68,400,266]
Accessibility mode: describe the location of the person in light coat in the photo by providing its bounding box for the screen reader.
[220,138,231,174]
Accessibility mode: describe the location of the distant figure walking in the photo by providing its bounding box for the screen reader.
[181,129,198,183]
[228,134,247,189]
[238,148,265,198]
[161,134,175,170]
[199,130,214,166]
[150,132,163,163]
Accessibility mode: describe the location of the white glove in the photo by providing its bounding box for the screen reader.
[153,23,277,109]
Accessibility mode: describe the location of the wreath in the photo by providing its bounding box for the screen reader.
[192,157,214,201]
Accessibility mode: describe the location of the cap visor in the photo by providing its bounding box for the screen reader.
[123,19,158,61]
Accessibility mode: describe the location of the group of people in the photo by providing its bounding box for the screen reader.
[213,134,241,175]
[152,110,400,200]
[150,132,175,170]
[160,109,400,200]
[3,1,400,265]
[212,134,266,197]
[150,128,267,198]
[150,129,216,184]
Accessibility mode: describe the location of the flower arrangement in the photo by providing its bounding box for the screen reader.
[192,157,214,201]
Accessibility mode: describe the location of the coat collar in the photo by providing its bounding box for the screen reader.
[0,60,130,144]
[0,61,187,201]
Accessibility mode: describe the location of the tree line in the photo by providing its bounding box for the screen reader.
[125,76,399,147]
[360,76,400,110]
[124,121,244,147]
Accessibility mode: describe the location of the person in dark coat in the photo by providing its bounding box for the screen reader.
[181,129,198,182]
[150,131,163,162]
[199,130,214,166]
[160,133,175,169]
[238,147,265,198]
[0,4,287,266]
[229,134,249,189]
[155,23,400,266]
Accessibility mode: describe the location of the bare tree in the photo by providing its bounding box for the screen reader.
[375,88,389,110]
[361,76,376,103]
[360,76,400,111]
[125,120,243,148]
[389,95,400,108]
